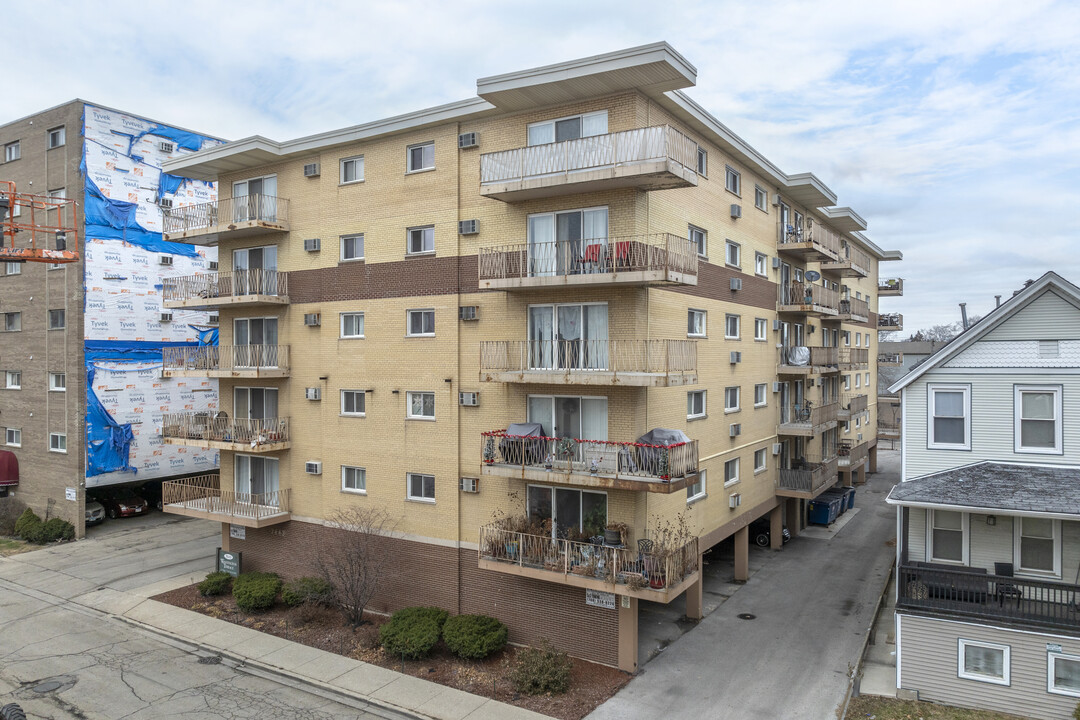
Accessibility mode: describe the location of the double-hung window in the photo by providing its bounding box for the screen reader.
[724,386,740,413]
[725,314,740,340]
[754,252,768,276]
[341,390,366,416]
[725,166,741,195]
[5,428,21,446]
[754,448,767,473]
[1015,516,1059,576]
[341,234,364,261]
[958,639,1010,685]
[754,384,767,407]
[1015,385,1062,454]
[49,373,66,391]
[696,148,707,176]
[407,391,435,420]
[49,309,65,330]
[689,225,707,258]
[407,142,434,172]
[4,312,21,332]
[928,384,971,450]
[687,309,706,337]
[340,156,364,184]
[48,127,65,149]
[407,226,434,255]
[686,468,706,504]
[340,312,364,339]
[754,318,767,341]
[341,466,366,494]
[5,371,20,389]
[725,240,740,268]
[929,509,967,564]
[407,473,435,501]
[687,390,706,420]
[754,185,768,212]
[724,458,739,486]
[4,142,19,162]
[407,309,435,337]
[49,432,67,453]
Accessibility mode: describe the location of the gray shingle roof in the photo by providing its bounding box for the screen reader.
[887,461,1080,516]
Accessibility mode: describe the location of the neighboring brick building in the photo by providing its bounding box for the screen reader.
[158,43,902,671]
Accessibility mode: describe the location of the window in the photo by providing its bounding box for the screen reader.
[341,234,364,261]
[49,309,65,330]
[855,416,862,428]
[865,371,870,386]
[928,384,971,449]
[5,428,20,446]
[750,449,766,474]
[340,155,364,184]
[929,510,967,564]
[754,318,767,341]
[958,639,1009,685]
[1015,385,1062,454]
[854,333,861,346]
[341,466,366,494]
[4,312,21,332]
[724,386,740,413]
[407,309,435,337]
[724,458,740,486]
[407,472,435,501]
[842,331,850,346]
[407,225,434,255]
[48,188,66,199]
[5,371,20,389]
[755,252,768,276]
[49,432,67,453]
[407,391,435,420]
[527,111,607,146]
[855,374,861,389]
[725,240,740,267]
[340,312,364,338]
[687,309,706,337]
[696,147,707,175]
[527,486,607,534]
[725,166,741,195]
[5,262,20,276]
[1015,517,1059,576]
[49,373,65,392]
[687,390,706,420]
[687,469,706,503]
[864,332,871,346]
[725,314,740,339]
[4,141,19,162]
[754,185,768,211]
[689,225,706,258]
[1049,652,1080,697]
[341,390,366,416]
[406,142,435,172]
[48,127,65,149]
[843,375,851,390]
[754,384,767,407]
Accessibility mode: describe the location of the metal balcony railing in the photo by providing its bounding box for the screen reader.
[838,440,868,468]
[778,282,840,312]
[778,219,843,259]
[879,278,904,295]
[162,194,290,236]
[824,243,871,276]
[840,348,869,368]
[777,448,838,494]
[162,475,290,523]
[481,339,697,376]
[162,345,290,375]
[878,352,903,364]
[779,400,839,431]
[879,313,904,329]
[162,270,289,304]
[839,297,869,318]
[778,345,840,371]
[840,393,868,416]
[160,413,290,446]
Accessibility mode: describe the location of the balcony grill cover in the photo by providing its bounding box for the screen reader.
[500,423,546,465]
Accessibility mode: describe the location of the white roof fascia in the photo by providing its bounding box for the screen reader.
[823,206,868,231]
[884,497,1080,521]
[850,231,902,261]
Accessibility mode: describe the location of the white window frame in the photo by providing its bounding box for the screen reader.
[407,225,435,255]
[689,224,707,258]
[339,312,365,339]
[406,308,435,337]
[1048,651,1080,697]
[49,309,65,330]
[1013,516,1061,578]
[49,432,67,454]
[49,372,66,392]
[724,458,740,487]
[407,391,435,420]
[928,384,972,450]
[686,468,706,504]
[340,155,364,184]
[5,428,21,447]
[407,472,436,502]
[724,386,740,413]
[754,383,767,408]
[855,374,861,389]
[340,233,364,262]
[526,110,608,147]
[4,141,19,162]
[725,240,741,268]
[5,371,20,390]
[928,509,969,565]
[1014,385,1063,454]
[687,309,706,338]
[48,126,65,149]
[687,390,706,420]
[754,185,768,212]
[724,166,741,195]
[957,638,1010,686]
[754,318,767,341]
[725,314,740,340]
[696,147,707,176]
[754,448,767,474]
[406,142,435,173]
[340,389,366,417]
[854,333,861,347]
[48,188,66,200]
[5,262,20,276]
[754,251,768,276]
[341,466,367,494]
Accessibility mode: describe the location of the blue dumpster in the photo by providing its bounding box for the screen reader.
[845,487,856,510]
[808,497,841,526]
[820,489,847,515]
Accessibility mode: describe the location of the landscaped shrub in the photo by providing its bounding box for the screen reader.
[442,614,508,660]
[379,606,449,659]
[13,508,40,539]
[0,497,27,535]
[197,571,233,597]
[282,576,333,607]
[510,640,572,695]
[232,571,282,613]
[40,518,75,542]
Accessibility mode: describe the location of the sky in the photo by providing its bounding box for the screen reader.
[5,0,1079,333]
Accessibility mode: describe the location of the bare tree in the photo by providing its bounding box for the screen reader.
[316,506,397,627]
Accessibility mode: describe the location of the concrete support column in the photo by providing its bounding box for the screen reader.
[220,523,231,553]
[685,554,704,620]
[769,505,784,550]
[858,464,867,485]
[786,497,802,538]
[868,444,878,473]
[617,595,639,673]
[841,469,853,488]
[734,525,749,582]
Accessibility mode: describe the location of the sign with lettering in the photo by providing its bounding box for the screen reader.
[65,487,77,502]
[216,548,241,577]
[1048,643,1063,654]
[585,589,616,609]
[230,524,246,540]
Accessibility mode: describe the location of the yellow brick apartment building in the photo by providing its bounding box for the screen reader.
[156,43,902,672]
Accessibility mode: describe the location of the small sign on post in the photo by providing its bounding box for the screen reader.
[585,589,616,609]
[217,548,241,577]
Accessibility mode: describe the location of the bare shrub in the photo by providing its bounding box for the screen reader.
[316,506,397,628]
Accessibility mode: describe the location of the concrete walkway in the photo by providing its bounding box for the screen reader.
[858,571,898,698]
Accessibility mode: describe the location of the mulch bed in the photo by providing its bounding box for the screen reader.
[154,582,629,720]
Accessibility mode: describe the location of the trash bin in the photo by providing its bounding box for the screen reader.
[820,488,847,515]
[845,487,856,510]
[808,499,833,526]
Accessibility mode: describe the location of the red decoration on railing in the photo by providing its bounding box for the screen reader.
[481,429,687,450]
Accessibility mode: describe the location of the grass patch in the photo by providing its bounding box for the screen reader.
[847,696,1030,720]
[0,537,34,557]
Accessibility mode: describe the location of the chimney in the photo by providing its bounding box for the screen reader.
[960,303,969,330]
[995,295,1001,308]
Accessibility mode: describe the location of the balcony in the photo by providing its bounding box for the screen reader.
[478,233,697,291]
[879,278,904,296]
[777,220,841,262]
[878,423,901,440]
[778,400,839,437]
[898,563,1080,632]
[837,297,869,322]
[776,449,838,499]
[838,439,868,470]
[821,243,871,278]
[160,413,290,452]
[162,270,289,309]
[162,345,290,379]
[481,430,698,494]
[878,313,904,332]
[162,195,290,243]
[162,475,290,528]
[479,125,699,202]
[480,339,697,387]
[837,393,868,419]
[777,282,839,317]
[878,352,903,366]
[777,345,840,376]
[478,520,700,604]
[840,347,869,370]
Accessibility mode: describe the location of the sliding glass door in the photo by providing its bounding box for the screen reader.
[234,454,280,498]
[233,245,278,295]
[527,303,609,370]
[527,207,607,277]
[527,485,607,538]
[234,318,279,367]
[233,175,278,222]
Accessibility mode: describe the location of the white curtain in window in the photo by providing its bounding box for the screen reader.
[528,214,556,277]
[528,307,554,369]
[583,305,608,370]
[580,398,608,443]
[581,112,608,138]
[527,124,554,147]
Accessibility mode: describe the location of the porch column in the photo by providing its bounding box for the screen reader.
[618,595,639,673]
[841,469,853,488]
[734,526,749,582]
[786,498,802,538]
[769,505,784,550]
[685,554,704,620]
[868,443,878,473]
[221,522,231,552]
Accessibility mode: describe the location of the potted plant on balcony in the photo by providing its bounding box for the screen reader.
[604,521,629,546]
[544,453,554,472]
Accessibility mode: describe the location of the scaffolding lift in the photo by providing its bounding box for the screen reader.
[0,180,80,264]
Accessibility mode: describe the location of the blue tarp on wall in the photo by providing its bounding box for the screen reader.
[85,364,136,478]
[79,175,201,257]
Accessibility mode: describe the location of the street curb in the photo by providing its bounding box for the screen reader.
[839,563,895,719]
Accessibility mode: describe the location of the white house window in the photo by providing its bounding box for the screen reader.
[686,468,706,504]
[4,312,21,332]
[687,390,706,420]
[725,240,741,268]
[406,142,435,172]
[407,225,434,255]
[1049,652,1080,697]
[5,371,20,389]
[527,110,607,146]
[696,147,707,176]
[865,372,870,386]
[341,390,366,416]
[1015,516,1059,576]
[689,225,706,258]
[755,252,768,276]
[754,448,767,473]
[341,234,364,261]
[928,384,971,450]
[725,314,740,340]
[49,372,65,392]
[4,141,20,162]
[5,262,20,276]
[340,312,364,338]
[958,639,1010,685]
[754,383,767,407]
[407,309,435,337]
[724,458,740,487]
[725,166,741,195]
[407,472,436,501]
[340,156,364,184]
[724,386,740,413]
[5,428,21,446]
[49,432,67,453]
[754,318,767,341]
[754,186,768,212]
[855,374,861,389]
[341,466,366,494]
[687,309,706,337]
[854,333,861,347]
[1015,385,1062,454]
[48,127,65,149]
[407,391,435,420]
[929,510,967,564]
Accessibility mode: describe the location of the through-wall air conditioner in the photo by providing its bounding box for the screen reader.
[730,277,742,291]
[458,132,478,149]
[772,381,781,393]
[159,312,173,323]
[459,392,479,406]
[209,261,219,271]
[460,477,479,493]
[305,387,321,401]
[208,314,219,324]
[305,461,322,475]
[304,238,321,252]
[730,351,742,363]
[773,193,782,206]
[729,493,742,509]
[303,162,320,177]
[458,219,478,235]
[772,443,782,455]
[773,319,781,330]
[730,204,742,218]
[159,255,173,266]
[159,198,173,209]
[159,141,174,153]
[459,306,478,321]
[304,313,321,327]
[772,256,781,269]
[729,423,741,437]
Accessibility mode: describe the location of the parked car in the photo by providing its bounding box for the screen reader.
[139,481,164,511]
[85,501,106,526]
[94,488,149,519]
[749,518,791,547]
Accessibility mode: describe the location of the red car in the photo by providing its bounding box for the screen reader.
[95,488,149,519]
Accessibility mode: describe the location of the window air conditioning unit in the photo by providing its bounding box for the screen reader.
[729,493,742,509]
[458,219,478,235]
[730,351,742,364]
[159,141,174,153]
[730,277,742,291]
[773,193,782,206]
[772,256,781,269]
[773,319,781,330]
[305,387,321,401]
[460,477,479,493]
[459,306,478,321]
[305,461,322,475]
[304,238,321,252]
[772,381,781,392]
[304,313,321,326]
[730,204,742,219]
[159,255,173,266]
[303,162,320,177]
[459,391,479,406]
[159,198,173,209]
[808,324,816,334]
[208,314,219,324]
[458,132,478,149]
[772,443,782,455]
[729,423,741,438]
[209,261,219,270]
[159,312,173,323]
